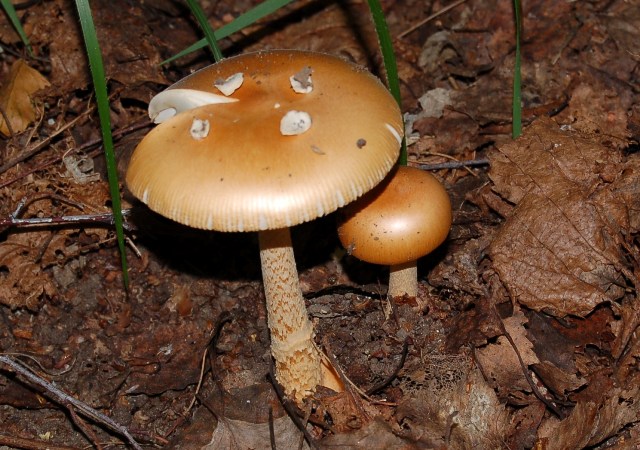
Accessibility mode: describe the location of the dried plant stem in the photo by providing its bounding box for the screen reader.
[410,158,489,171]
[0,210,133,230]
[0,433,81,450]
[0,355,144,450]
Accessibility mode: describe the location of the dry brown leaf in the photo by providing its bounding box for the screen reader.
[0,59,50,136]
[203,415,310,450]
[0,233,56,309]
[475,309,539,397]
[397,364,507,448]
[487,118,638,317]
[320,418,418,449]
[537,385,640,449]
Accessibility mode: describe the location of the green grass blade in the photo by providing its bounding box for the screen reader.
[185,0,224,62]
[1,0,33,56]
[512,0,522,139]
[162,0,294,65]
[75,0,129,288]
[366,0,407,165]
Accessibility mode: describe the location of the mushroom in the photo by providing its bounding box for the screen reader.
[126,50,403,401]
[337,166,452,298]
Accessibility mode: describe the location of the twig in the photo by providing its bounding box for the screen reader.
[0,209,134,231]
[493,311,565,418]
[68,407,104,450]
[410,158,489,171]
[365,337,410,395]
[269,406,277,450]
[0,355,144,450]
[0,118,151,189]
[163,311,233,440]
[0,112,89,176]
[0,433,81,450]
[0,103,16,137]
[398,0,468,39]
[267,367,319,450]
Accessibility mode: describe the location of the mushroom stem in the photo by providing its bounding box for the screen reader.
[258,227,323,401]
[388,260,418,298]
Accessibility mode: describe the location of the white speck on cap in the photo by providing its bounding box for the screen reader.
[190,119,210,140]
[290,66,313,94]
[214,72,244,96]
[385,122,402,145]
[149,88,238,124]
[280,111,312,136]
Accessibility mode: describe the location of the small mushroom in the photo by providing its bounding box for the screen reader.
[337,166,452,298]
[126,50,403,402]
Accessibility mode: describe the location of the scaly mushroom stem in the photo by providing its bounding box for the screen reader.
[258,227,323,401]
[388,260,418,298]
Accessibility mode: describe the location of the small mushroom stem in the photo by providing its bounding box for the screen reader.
[258,227,323,401]
[388,260,418,298]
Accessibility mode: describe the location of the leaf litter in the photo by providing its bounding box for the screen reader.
[1,0,640,448]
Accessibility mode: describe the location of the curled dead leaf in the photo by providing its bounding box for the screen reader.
[487,118,638,317]
[0,59,50,136]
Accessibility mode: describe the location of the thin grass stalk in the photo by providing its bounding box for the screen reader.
[1,0,33,56]
[366,0,407,165]
[164,0,295,65]
[75,0,129,288]
[185,0,224,62]
[512,0,522,138]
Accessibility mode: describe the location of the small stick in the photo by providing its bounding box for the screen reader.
[0,112,88,175]
[0,433,81,450]
[398,0,468,39]
[0,118,151,189]
[0,355,144,450]
[0,210,134,231]
[68,407,104,450]
[268,406,277,450]
[267,367,319,450]
[410,158,489,171]
[365,337,410,396]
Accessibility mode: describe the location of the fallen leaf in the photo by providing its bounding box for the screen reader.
[203,415,310,450]
[537,383,640,449]
[475,309,540,397]
[0,59,50,136]
[397,363,507,448]
[320,417,418,449]
[0,232,57,310]
[488,118,638,317]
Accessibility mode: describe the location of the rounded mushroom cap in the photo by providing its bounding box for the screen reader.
[337,166,452,266]
[126,50,403,232]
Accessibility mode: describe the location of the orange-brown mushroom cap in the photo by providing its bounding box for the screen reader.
[337,166,452,266]
[126,50,403,232]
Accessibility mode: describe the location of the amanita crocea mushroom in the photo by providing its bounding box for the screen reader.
[126,50,403,401]
[337,165,452,298]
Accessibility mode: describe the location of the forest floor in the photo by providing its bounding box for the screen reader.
[0,0,639,448]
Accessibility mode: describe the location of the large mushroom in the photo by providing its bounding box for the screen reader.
[337,165,451,298]
[126,50,403,401]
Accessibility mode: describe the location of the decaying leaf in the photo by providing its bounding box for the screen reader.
[320,418,417,449]
[537,383,640,449]
[487,118,639,317]
[475,309,540,397]
[0,233,56,309]
[0,59,50,136]
[397,355,507,448]
[203,415,310,450]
